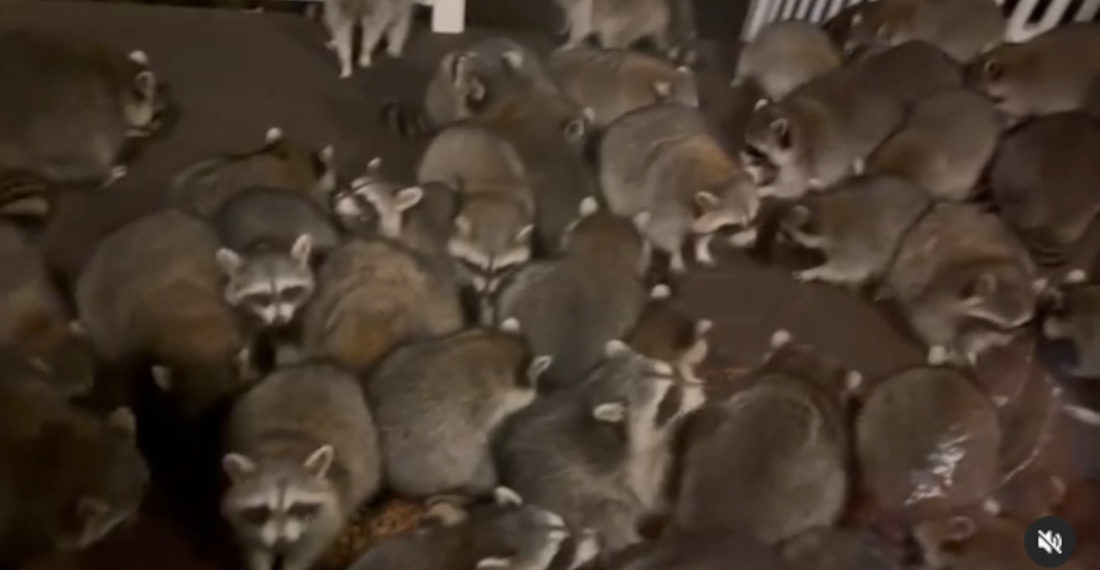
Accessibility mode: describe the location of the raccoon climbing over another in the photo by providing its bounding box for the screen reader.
[301,238,464,373]
[221,363,382,570]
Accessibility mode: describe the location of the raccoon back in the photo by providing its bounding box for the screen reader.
[417,123,534,210]
[737,20,842,101]
[212,186,340,253]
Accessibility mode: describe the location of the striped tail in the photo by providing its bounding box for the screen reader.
[0,173,49,221]
[379,98,433,138]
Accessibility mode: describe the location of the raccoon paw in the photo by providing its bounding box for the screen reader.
[729,227,758,248]
[357,53,373,68]
[694,234,716,267]
[385,45,404,59]
[669,251,687,274]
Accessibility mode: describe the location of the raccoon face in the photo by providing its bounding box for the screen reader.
[448,199,533,295]
[967,48,1030,117]
[958,269,1037,331]
[216,235,316,327]
[121,65,159,132]
[355,182,424,239]
[743,105,798,180]
[691,180,760,236]
[51,408,149,551]
[221,446,341,555]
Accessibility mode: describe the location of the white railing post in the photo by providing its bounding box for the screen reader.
[429,0,465,34]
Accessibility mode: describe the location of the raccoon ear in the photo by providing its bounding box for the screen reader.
[499,317,522,334]
[527,355,553,384]
[319,144,336,165]
[695,319,713,337]
[151,365,172,392]
[945,516,977,542]
[694,191,720,212]
[265,127,284,145]
[222,453,257,482]
[514,224,534,243]
[770,329,793,350]
[494,486,524,506]
[579,196,600,217]
[128,50,149,66]
[467,77,487,104]
[501,49,524,72]
[604,339,632,358]
[454,215,473,237]
[653,81,673,99]
[770,118,792,150]
[394,186,424,212]
[367,156,383,172]
[215,248,243,276]
[650,284,672,300]
[851,12,863,26]
[633,211,652,230]
[593,402,626,423]
[106,407,137,442]
[476,557,512,569]
[303,444,335,479]
[1066,269,1089,284]
[290,234,313,265]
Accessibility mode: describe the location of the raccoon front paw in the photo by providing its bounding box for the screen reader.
[356,54,372,69]
[385,45,404,58]
[694,234,716,267]
[729,227,758,248]
[669,251,687,274]
[101,165,128,188]
[339,64,354,78]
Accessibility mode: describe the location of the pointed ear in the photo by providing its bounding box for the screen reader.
[770,329,793,349]
[367,156,383,172]
[133,70,156,99]
[454,215,473,237]
[604,339,631,358]
[653,80,673,99]
[151,365,172,392]
[265,126,284,144]
[303,444,335,479]
[494,486,524,506]
[215,248,243,275]
[945,516,977,542]
[633,211,651,230]
[106,407,137,442]
[128,49,149,66]
[319,144,335,164]
[477,557,512,570]
[650,284,672,300]
[502,49,524,71]
[694,191,720,211]
[770,117,791,149]
[593,402,626,423]
[695,319,713,337]
[223,453,257,482]
[514,224,534,243]
[290,234,313,265]
[499,317,522,334]
[394,186,424,212]
[579,196,599,217]
[527,355,553,384]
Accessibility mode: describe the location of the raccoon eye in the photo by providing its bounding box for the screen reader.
[984,60,1003,82]
[280,286,309,301]
[287,503,321,521]
[248,293,274,307]
[240,506,271,525]
[742,144,766,162]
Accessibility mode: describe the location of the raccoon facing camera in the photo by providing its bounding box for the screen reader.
[0,31,169,189]
[601,103,761,274]
[496,341,700,555]
[856,367,1000,522]
[555,0,671,52]
[843,0,1005,63]
[734,20,842,102]
[0,355,148,565]
[221,364,382,570]
[366,321,551,499]
[968,23,1100,122]
[168,127,336,218]
[348,488,583,570]
[494,198,650,391]
[672,330,858,545]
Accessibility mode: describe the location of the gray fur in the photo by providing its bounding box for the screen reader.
[742,66,905,199]
[601,103,759,272]
[857,367,1001,519]
[866,88,999,201]
[322,0,418,77]
[0,352,147,563]
[495,202,650,391]
[496,342,697,553]
[627,285,711,387]
[604,533,791,570]
[968,23,1100,121]
[735,20,842,101]
[0,31,163,186]
[555,0,671,50]
[778,175,932,288]
[169,129,336,218]
[853,41,964,109]
[214,234,316,330]
[213,186,341,255]
[301,238,464,372]
[780,528,900,570]
[914,511,1085,570]
[367,327,547,498]
[845,0,1005,62]
[990,111,1100,265]
[549,46,699,128]
[673,332,853,544]
[883,203,1039,366]
[418,124,536,296]
[222,364,382,570]
[1041,272,1100,377]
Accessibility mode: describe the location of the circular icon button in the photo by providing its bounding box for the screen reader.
[1026,515,1076,568]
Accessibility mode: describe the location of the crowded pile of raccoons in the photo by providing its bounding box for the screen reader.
[2,0,1100,568]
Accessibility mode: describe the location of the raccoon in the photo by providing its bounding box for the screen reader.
[496,341,698,553]
[367,322,551,498]
[548,46,699,128]
[914,509,1085,570]
[212,185,341,257]
[626,284,711,387]
[776,175,931,288]
[301,238,464,372]
[734,20,842,102]
[968,23,1100,122]
[417,123,536,297]
[853,41,964,109]
[495,198,650,391]
[856,367,1000,520]
[169,127,336,218]
[882,203,1039,366]
[866,89,999,201]
[601,103,760,273]
[321,0,418,77]
[845,0,1005,62]
[0,31,166,187]
[779,527,901,570]
[990,111,1100,265]
[348,489,577,570]
[0,221,95,397]
[1040,269,1100,378]
[75,210,250,413]
[603,532,793,570]
[0,354,148,564]
[741,66,906,200]
[673,330,856,544]
[221,363,382,570]
[555,0,671,50]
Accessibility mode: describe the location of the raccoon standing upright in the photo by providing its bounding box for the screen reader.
[322,0,418,77]
[222,363,382,570]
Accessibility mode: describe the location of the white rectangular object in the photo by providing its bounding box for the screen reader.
[430,0,466,34]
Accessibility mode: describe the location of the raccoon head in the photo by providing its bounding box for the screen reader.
[216,235,316,327]
[742,103,798,184]
[691,178,761,236]
[562,197,651,274]
[448,197,534,295]
[121,64,159,133]
[967,46,1032,118]
[221,445,342,556]
[844,4,911,55]
[47,408,149,551]
[473,497,572,570]
[349,173,424,239]
[956,268,1038,331]
[588,341,684,446]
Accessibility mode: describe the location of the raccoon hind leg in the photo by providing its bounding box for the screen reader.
[384,5,414,58]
